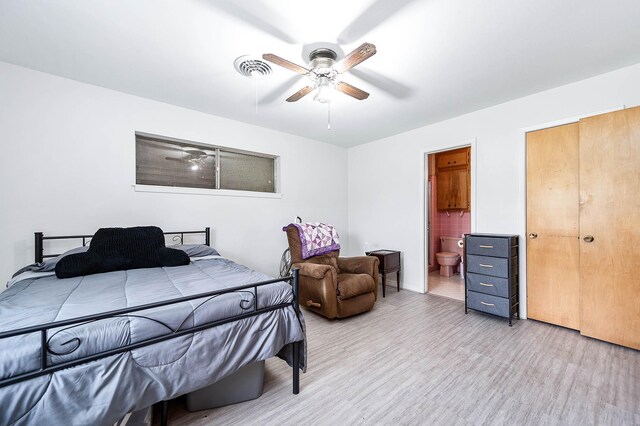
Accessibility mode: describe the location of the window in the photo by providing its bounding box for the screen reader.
[135,133,277,194]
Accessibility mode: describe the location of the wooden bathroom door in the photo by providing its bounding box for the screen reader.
[526,123,581,330]
[579,106,640,349]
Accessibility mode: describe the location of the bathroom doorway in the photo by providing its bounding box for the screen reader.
[425,147,471,301]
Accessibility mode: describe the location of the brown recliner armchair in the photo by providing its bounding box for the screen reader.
[284,225,379,319]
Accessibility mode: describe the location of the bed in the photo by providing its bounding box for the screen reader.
[0,227,306,425]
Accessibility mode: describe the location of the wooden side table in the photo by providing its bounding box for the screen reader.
[365,250,401,298]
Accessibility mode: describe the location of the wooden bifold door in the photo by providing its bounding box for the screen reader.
[526,106,640,350]
[526,123,581,330]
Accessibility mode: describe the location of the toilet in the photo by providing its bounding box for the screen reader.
[436,236,463,277]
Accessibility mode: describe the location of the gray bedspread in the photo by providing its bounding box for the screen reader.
[0,257,306,425]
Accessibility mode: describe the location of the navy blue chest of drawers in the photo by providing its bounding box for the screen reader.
[464,234,519,326]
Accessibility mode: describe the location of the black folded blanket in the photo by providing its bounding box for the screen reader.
[55,226,190,279]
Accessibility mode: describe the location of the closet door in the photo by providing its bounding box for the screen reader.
[579,106,640,350]
[526,123,580,330]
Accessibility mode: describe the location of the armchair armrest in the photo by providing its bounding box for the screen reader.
[292,261,339,318]
[292,262,334,280]
[338,256,379,275]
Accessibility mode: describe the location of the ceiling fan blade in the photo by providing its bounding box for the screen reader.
[335,81,370,100]
[349,68,412,99]
[286,86,314,102]
[152,142,202,153]
[205,0,297,44]
[164,156,185,162]
[164,146,185,152]
[333,43,377,74]
[337,0,417,44]
[263,54,309,75]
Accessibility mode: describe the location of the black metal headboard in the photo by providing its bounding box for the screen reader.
[34,227,211,263]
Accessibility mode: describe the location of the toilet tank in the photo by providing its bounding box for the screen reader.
[440,236,463,256]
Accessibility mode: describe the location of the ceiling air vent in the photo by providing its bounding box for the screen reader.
[234,56,272,79]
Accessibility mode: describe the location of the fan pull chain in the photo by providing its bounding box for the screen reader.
[327,103,331,130]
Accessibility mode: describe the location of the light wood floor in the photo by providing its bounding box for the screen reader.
[428,270,465,301]
[160,290,640,425]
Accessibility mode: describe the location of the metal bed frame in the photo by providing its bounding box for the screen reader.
[33,228,212,263]
[0,228,301,424]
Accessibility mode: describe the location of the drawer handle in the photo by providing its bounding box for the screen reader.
[479,245,494,249]
[480,301,495,307]
[479,264,493,268]
[480,282,494,287]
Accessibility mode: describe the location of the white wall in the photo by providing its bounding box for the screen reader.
[4,60,640,305]
[347,62,640,311]
[0,61,348,283]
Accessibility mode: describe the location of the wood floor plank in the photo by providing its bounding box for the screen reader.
[159,291,640,425]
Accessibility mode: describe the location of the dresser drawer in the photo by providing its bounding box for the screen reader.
[467,291,510,318]
[466,273,510,298]
[466,236,516,257]
[467,255,517,278]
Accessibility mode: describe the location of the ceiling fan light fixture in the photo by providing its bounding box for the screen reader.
[314,76,334,104]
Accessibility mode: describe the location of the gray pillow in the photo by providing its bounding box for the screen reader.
[172,244,220,258]
[12,246,90,277]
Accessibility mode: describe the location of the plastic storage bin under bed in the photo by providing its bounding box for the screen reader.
[185,361,265,411]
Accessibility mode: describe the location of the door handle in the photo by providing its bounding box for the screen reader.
[583,235,594,243]
[528,233,538,239]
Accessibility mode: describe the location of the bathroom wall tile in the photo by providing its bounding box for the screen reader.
[436,210,470,239]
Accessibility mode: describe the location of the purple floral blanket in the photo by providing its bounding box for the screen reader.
[284,222,340,259]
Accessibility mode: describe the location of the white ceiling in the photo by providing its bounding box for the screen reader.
[1,0,640,147]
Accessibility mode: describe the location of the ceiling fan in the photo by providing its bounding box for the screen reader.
[164,148,214,170]
[262,42,377,103]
